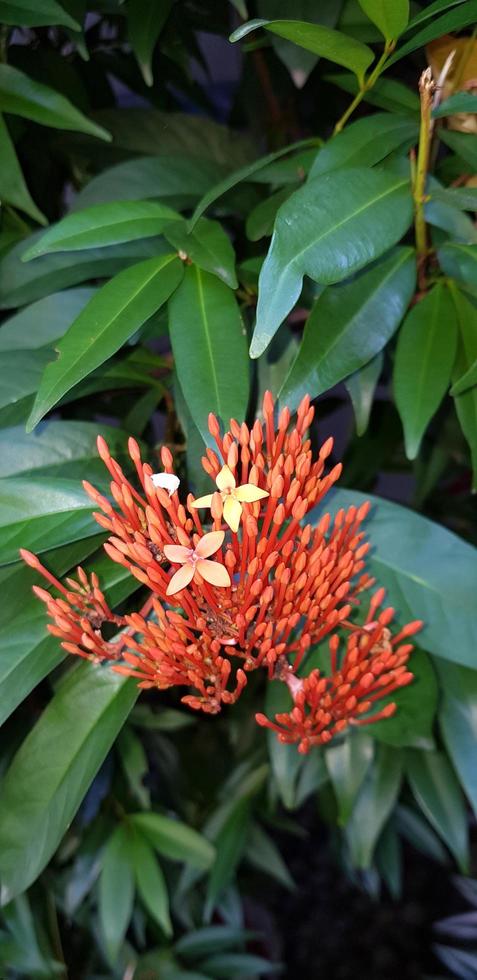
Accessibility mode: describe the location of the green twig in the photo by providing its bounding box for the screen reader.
[414,68,435,289]
[333,42,395,135]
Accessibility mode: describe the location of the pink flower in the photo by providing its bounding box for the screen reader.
[163,530,231,596]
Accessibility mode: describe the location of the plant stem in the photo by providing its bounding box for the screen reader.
[414,68,435,290]
[333,43,394,135]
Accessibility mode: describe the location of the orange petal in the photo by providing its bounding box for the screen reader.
[216,464,236,492]
[166,563,195,595]
[223,495,242,532]
[194,529,225,558]
[196,559,231,588]
[190,494,214,509]
[163,544,191,564]
[234,484,269,503]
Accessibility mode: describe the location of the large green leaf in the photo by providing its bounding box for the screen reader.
[258,0,342,87]
[99,825,135,962]
[0,233,169,308]
[406,749,469,872]
[23,201,181,260]
[358,0,409,39]
[0,64,109,141]
[387,0,477,66]
[325,731,374,825]
[0,663,137,902]
[164,217,238,289]
[345,352,383,436]
[309,112,417,179]
[0,421,132,480]
[280,246,415,409]
[439,129,477,171]
[27,253,183,430]
[168,266,249,441]
[230,19,374,84]
[0,478,97,564]
[394,283,458,458]
[0,114,46,225]
[436,659,477,818]
[127,0,172,86]
[0,348,51,428]
[438,242,477,288]
[321,488,477,669]
[0,0,80,27]
[130,812,215,869]
[403,0,467,31]
[250,167,413,357]
[345,745,403,868]
[450,287,477,486]
[73,156,227,212]
[0,287,96,351]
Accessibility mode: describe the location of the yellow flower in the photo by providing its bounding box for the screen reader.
[191,464,269,532]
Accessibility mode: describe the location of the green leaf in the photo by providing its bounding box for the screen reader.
[246,187,294,242]
[245,822,295,890]
[345,745,403,868]
[440,129,477,173]
[0,478,98,565]
[0,288,96,351]
[396,803,449,864]
[0,349,51,428]
[394,283,458,459]
[0,421,133,480]
[0,114,46,225]
[164,217,238,289]
[375,821,402,899]
[200,953,277,978]
[23,201,181,260]
[230,19,374,84]
[406,749,469,872]
[309,112,417,179]
[404,0,467,31]
[438,242,477,287]
[430,184,477,213]
[175,926,256,959]
[357,0,409,40]
[433,92,477,118]
[325,731,374,824]
[264,680,303,809]
[130,812,215,870]
[99,825,135,962]
[436,659,477,818]
[0,663,137,902]
[387,0,477,66]
[0,233,169,309]
[321,488,477,669]
[132,831,172,935]
[345,352,383,436]
[326,71,419,114]
[168,266,249,442]
[127,0,172,86]
[258,0,342,87]
[205,798,251,919]
[27,253,183,430]
[0,64,110,141]
[368,648,438,748]
[251,167,413,357]
[451,358,477,395]
[280,246,415,408]
[0,0,80,27]
[117,727,150,809]
[450,286,477,486]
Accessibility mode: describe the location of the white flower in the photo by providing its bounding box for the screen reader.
[150,472,180,496]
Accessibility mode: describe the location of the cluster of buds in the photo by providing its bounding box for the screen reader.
[22,392,422,751]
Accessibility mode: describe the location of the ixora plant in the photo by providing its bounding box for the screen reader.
[22,391,422,750]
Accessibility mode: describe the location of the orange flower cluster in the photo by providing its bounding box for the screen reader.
[22,392,422,750]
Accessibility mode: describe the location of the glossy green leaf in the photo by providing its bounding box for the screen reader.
[0,478,98,565]
[395,803,449,864]
[440,129,477,172]
[0,0,79,27]
[0,114,46,225]
[375,822,402,899]
[451,357,477,395]
[450,287,477,486]
[0,663,137,902]
[387,0,477,65]
[99,825,135,961]
[230,19,374,84]
[345,745,403,868]
[322,488,477,669]
[168,266,249,442]
[27,253,183,430]
[23,201,181,260]
[431,184,477,213]
[127,0,172,86]
[132,831,172,935]
[0,288,96,351]
[205,798,251,918]
[0,348,51,428]
[438,242,477,286]
[325,731,374,824]
[394,283,458,458]
[0,233,169,309]
[251,167,413,357]
[164,217,238,289]
[258,0,342,87]
[309,112,417,178]
[433,92,477,119]
[0,421,132,480]
[280,247,415,409]
[436,659,477,817]
[345,352,383,436]
[246,187,293,242]
[406,749,469,872]
[357,0,409,40]
[425,195,477,243]
[0,64,109,141]
[404,0,467,31]
[369,649,438,748]
[130,812,215,869]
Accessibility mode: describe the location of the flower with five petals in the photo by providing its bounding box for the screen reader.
[163,530,231,596]
[191,464,269,532]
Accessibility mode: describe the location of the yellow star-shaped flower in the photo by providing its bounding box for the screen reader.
[191,464,269,532]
